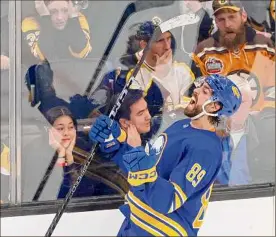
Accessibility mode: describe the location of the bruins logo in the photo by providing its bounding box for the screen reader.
[227,70,261,107]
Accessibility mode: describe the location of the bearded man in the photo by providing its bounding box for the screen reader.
[192,0,275,186]
[192,0,274,114]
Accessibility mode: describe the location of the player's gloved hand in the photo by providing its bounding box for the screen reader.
[123,145,158,187]
[89,115,126,153]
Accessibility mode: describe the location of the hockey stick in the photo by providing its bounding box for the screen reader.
[83,0,174,97]
[32,152,58,201]
[45,12,200,237]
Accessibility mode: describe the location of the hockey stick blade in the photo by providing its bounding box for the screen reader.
[44,13,197,237]
[159,13,200,33]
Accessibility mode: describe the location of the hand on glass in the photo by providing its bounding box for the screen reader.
[1,55,10,70]
[68,0,80,18]
[35,0,50,16]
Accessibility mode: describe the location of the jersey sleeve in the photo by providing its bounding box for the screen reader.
[21,17,46,61]
[67,13,92,58]
[133,142,221,214]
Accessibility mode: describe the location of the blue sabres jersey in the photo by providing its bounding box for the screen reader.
[119,119,223,236]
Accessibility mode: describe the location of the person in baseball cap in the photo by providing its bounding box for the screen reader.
[212,0,244,15]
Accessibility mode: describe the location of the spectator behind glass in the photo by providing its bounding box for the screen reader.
[21,0,92,65]
[89,89,153,175]
[1,15,9,71]
[44,106,117,198]
[191,0,275,186]
[108,18,194,118]
[21,105,115,201]
[45,106,77,167]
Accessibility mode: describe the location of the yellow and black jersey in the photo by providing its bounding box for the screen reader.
[21,13,92,61]
[193,26,275,111]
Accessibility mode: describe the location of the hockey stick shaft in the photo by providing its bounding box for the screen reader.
[45,12,200,236]
[84,3,136,96]
[83,1,176,97]
[44,23,161,237]
[32,153,58,201]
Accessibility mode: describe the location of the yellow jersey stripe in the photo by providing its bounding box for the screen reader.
[33,42,45,61]
[143,79,153,96]
[130,214,165,236]
[172,182,187,205]
[175,62,195,82]
[168,192,182,213]
[175,192,182,210]
[128,191,188,236]
[69,40,92,59]
[126,69,134,82]
[78,13,90,32]
[168,201,174,214]
[142,62,154,72]
[127,195,180,236]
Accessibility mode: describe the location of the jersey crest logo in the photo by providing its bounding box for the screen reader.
[232,86,240,99]
[183,124,189,129]
[152,134,166,156]
[205,57,224,74]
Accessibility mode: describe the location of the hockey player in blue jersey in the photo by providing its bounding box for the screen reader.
[90,74,242,236]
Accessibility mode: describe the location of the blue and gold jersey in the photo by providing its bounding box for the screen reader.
[120,119,223,236]
[21,13,92,61]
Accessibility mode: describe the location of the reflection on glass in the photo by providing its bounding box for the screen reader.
[1,0,10,205]
[21,0,92,66]
[17,0,275,205]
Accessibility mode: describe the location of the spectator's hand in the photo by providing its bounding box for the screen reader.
[1,55,10,70]
[68,0,80,18]
[153,49,172,78]
[126,124,141,148]
[181,0,202,13]
[65,131,76,165]
[35,0,50,16]
[49,127,66,157]
[154,49,172,66]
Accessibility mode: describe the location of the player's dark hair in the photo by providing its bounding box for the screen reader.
[45,106,77,128]
[114,89,144,121]
[208,101,223,126]
[208,116,221,126]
